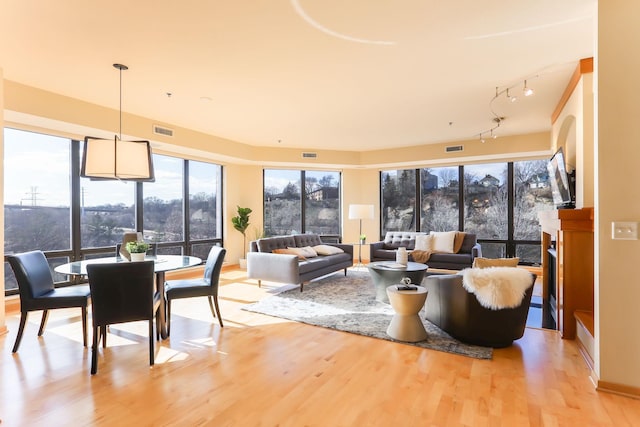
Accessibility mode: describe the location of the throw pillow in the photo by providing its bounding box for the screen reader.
[453,231,466,253]
[414,234,433,251]
[273,248,306,260]
[472,257,520,269]
[430,231,457,253]
[312,244,344,255]
[288,246,318,258]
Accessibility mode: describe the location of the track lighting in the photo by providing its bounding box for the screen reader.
[477,76,537,142]
[523,80,534,97]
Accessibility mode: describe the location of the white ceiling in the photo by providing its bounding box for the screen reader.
[0,0,595,152]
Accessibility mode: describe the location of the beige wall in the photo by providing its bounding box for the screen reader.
[596,1,640,390]
[552,72,595,209]
[0,67,5,334]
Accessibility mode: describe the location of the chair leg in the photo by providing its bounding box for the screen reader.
[38,309,50,336]
[210,295,224,327]
[12,312,29,353]
[81,306,88,347]
[101,325,107,348]
[148,320,155,366]
[166,299,172,337]
[91,325,99,375]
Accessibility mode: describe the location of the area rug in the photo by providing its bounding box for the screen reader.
[242,270,492,359]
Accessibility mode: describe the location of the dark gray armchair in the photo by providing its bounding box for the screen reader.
[424,273,535,348]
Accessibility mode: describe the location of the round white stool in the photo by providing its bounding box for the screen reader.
[386,285,428,342]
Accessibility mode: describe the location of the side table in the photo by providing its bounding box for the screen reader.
[386,285,428,342]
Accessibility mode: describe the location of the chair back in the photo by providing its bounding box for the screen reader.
[87,261,156,326]
[203,246,226,291]
[7,251,55,302]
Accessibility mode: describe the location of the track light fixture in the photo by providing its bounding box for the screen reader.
[476,76,537,142]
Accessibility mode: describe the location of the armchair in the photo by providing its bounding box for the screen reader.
[424,270,535,348]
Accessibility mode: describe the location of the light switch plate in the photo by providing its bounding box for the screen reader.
[611,222,638,240]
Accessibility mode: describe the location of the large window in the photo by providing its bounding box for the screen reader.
[381,169,416,232]
[3,128,223,294]
[380,160,553,264]
[143,154,184,244]
[420,167,459,232]
[264,169,341,237]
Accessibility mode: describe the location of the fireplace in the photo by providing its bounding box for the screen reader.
[543,247,558,330]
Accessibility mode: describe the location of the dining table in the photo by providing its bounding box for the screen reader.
[55,254,202,339]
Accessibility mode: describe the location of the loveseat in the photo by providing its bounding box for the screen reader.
[369,231,482,270]
[247,234,353,291]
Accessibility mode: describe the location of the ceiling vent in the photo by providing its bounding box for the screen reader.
[445,145,463,153]
[302,152,317,158]
[153,125,174,137]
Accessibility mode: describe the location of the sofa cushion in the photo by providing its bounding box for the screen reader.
[458,233,478,254]
[257,236,297,252]
[430,231,457,253]
[287,246,317,258]
[382,232,426,250]
[414,234,433,251]
[312,244,344,255]
[473,257,520,268]
[293,234,324,248]
[273,248,307,259]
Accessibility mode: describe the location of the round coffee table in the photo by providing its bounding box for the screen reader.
[386,285,428,342]
[367,261,428,303]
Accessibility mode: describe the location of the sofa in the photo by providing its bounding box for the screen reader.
[369,231,482,270]
[247,234,353,291]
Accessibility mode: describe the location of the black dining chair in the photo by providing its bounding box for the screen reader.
[164,246,226,334]
[6,250,91,353]
[86,261,161,375]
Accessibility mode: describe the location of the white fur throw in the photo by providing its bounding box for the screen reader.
[461,267,533,310]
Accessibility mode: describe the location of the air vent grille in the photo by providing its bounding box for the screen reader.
[445,145,463,153]
[153,125,174,137]
[302,152,317,158]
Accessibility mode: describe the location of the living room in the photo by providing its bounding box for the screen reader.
[1,1,640,425]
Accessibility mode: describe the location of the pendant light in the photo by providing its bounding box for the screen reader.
[81,63,155,182]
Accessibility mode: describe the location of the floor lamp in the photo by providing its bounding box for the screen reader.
[348,204,374,267]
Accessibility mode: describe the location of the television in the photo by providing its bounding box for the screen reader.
[546,147,575,209]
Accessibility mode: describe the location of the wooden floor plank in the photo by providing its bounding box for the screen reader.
[1,268,639,426]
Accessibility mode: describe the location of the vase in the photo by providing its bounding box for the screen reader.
[130,252,146,262]
[396,247,408,265]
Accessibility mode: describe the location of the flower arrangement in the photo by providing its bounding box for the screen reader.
[126,241,150,254]
[359,234,367,243]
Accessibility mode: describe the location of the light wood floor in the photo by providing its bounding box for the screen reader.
[1,268,639,426]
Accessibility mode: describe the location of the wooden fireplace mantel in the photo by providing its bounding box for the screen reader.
[539,207,594,339]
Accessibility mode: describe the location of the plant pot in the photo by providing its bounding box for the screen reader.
[239,258,247,269]
[130,252,146,262]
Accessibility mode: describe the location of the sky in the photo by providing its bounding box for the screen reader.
[4,128,220,207]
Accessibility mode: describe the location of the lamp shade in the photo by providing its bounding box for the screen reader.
[81,136,155,182]
[348,204,374,220]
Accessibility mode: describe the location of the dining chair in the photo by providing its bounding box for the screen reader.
[6,250,91,353]
[86,261,161,375]
[164,246,226,334]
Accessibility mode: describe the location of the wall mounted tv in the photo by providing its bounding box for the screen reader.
[546,147,575,209]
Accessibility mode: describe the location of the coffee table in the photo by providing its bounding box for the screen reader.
[367,261,428,303]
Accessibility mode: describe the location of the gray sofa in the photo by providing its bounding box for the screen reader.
[247,234,353,291]
[369,231,482,270]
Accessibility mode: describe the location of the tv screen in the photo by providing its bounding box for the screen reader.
[547,147,574,208]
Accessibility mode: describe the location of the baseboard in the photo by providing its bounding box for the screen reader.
[595,377,640,400]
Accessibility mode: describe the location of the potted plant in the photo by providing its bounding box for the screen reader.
[359,234,367,244]
[126,241,149,262]
[231,206,252,269]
